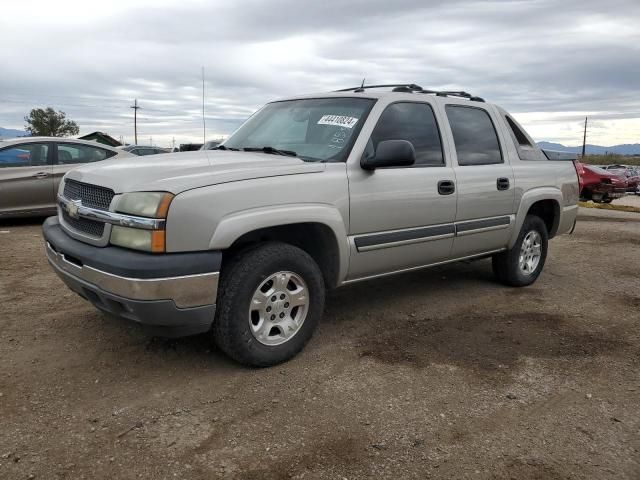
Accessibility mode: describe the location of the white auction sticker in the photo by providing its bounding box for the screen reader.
[317,115,359,128]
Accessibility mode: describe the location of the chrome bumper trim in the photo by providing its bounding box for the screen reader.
[58,195,165,230]
[46,242,218,308]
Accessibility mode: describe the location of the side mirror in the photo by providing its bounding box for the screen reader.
[361,139,416,170]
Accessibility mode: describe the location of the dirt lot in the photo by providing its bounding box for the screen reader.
[1,209,639,479]
[616,194,640,209]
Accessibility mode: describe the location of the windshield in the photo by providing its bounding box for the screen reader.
[223,97,375,162]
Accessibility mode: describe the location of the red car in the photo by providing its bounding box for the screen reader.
[578,164,628,203]
[605,167,640,192]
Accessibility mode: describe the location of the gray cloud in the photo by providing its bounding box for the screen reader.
[1,0,638,146]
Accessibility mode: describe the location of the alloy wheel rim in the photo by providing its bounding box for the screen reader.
[518,230,542,275]
[248,271,309,346]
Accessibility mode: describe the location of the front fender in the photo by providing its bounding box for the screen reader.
[209,204,350,283]
[509,188,562,249]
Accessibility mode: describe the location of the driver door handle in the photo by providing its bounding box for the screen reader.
[497,177,510,191]
[32,172,49,179]
[437,180,455,195]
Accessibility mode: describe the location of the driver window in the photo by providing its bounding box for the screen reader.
[370,102,444,166]
[0,143,49,168]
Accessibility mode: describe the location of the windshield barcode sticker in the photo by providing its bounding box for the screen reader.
[317,115,359,128]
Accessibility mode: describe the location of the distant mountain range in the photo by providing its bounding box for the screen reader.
[537,141,640,156]
[0,127,29,139]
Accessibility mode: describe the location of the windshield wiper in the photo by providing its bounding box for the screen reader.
[241,146,298,157]
[211,145,240,151]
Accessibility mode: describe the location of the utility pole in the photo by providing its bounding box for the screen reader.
[202,67,206,143]
[130,99,140,145]
[581,116,587,159]
[172,137,176,150]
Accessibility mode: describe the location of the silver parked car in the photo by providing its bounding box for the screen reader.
[0,137,133,218]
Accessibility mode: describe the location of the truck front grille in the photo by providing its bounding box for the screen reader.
[61,211,105,238]
[61,179,114,239]
[63,179,114,211]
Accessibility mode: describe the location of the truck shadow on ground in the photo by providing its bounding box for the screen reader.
[323,261,631,384]
[0,216,48,228]
[137,261,498,360]
[103,259,632,380]
[354,310,629,384]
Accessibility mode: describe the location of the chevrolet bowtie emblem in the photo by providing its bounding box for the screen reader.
[67,199,82,219]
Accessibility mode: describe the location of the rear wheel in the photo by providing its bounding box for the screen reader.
[492,215,548,287]
[213,242,325,367]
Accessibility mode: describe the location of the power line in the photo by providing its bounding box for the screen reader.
[130,99,140,144]
[581,116,588,158]
[202,67,206,143]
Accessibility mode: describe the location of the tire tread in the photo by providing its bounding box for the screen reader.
[492,214,548,287]
[213,242,324,367]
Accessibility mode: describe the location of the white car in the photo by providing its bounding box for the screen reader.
[0,137,133,218]
[119,145,171,156]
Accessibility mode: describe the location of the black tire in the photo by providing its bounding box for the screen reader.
[212,242,325,367]
[492,215,548,287]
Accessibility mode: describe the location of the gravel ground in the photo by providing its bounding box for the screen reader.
[0,209,639,479]
[615,194,640,208]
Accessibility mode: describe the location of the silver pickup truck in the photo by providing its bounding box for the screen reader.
[43,84,580,366]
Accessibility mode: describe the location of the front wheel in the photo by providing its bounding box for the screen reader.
[212,242,325,367]
[492,215,548,287]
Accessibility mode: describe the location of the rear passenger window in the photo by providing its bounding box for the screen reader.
[505,116,532,147]
[504,115,545,161]
[446,105,502,166]
[370,102,444,166]
[57,143,116,164]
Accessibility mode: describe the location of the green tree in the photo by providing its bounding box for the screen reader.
[24,107,80,137]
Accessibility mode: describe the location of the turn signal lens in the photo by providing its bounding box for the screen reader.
[155,193,174,218]
[151,230,166,253]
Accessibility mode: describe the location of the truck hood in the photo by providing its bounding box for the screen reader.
[64,150,326,194]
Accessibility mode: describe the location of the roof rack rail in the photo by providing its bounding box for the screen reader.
[335,84,484,102]
[335,83,423,93]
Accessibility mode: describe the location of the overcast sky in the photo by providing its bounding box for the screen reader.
[1,0,639,147]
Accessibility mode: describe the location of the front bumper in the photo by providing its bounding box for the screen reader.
[43,217,221,337]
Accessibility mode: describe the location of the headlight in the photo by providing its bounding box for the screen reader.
[110,226,166,252]
[116,192,173,218]
[110,191,173,253]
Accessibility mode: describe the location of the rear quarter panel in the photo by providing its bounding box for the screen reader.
[494,110,579,246]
